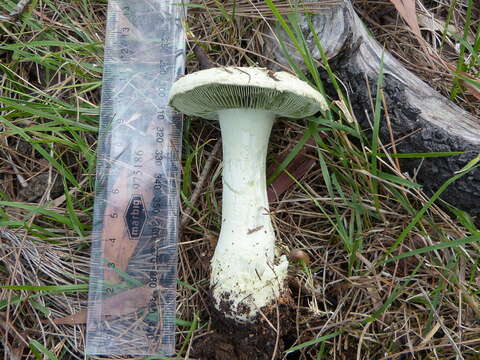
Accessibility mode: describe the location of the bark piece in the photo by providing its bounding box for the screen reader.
[266,1,480,221]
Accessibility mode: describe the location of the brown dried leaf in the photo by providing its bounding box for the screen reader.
[462,81,480,101]
[444,63,480,101]
[390,0,422,39]
[267,139,317,202]
[267,158,316,202]
[50,309,87,325]
[51,285,155,325]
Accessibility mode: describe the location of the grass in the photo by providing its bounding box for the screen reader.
[1,0,479,359]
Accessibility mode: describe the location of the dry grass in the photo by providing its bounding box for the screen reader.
[1,0,479,359]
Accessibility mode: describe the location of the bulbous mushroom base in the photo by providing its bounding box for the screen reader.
[211,254,289,321]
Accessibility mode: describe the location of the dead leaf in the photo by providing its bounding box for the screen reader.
[50,285,156,325]
[268,158,316,202]
[462,81,480,101]
[390,0,422,39]
[267,138,318,202]
[49,310,87,325]
[444,62,480,100]
[206,233,218,249]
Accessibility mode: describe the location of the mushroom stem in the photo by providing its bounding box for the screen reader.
[211,108,288,322]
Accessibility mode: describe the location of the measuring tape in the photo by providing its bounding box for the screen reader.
[86,0,186,356]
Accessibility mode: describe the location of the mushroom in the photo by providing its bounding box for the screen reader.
[168,67,327,322]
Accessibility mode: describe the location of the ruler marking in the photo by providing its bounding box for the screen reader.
[86,0,186,356]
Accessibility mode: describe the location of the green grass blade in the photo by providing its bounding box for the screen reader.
[29,340,60,360]
[382,234,480,264]
[285,330,343,354]
[370,53,385,215]
[381,164,479,261]
[0,284,88,292]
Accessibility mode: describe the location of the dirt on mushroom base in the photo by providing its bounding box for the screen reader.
[192,293,294,360]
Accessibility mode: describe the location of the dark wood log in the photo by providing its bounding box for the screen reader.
[266,0,480,223]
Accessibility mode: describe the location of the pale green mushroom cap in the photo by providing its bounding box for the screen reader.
[168,67,328,120]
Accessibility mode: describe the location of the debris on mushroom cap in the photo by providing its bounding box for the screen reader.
[168,67,328,120]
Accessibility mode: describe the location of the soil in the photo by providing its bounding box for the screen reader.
[192,300,294,360]
[17,172,64,202]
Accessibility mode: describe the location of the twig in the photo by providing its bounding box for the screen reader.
[186,32,215,69]
[10,0,31,18]
[192,44,215,69]
[271,303,281,360]
[180,140,221,229]
[0,0,32,22]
